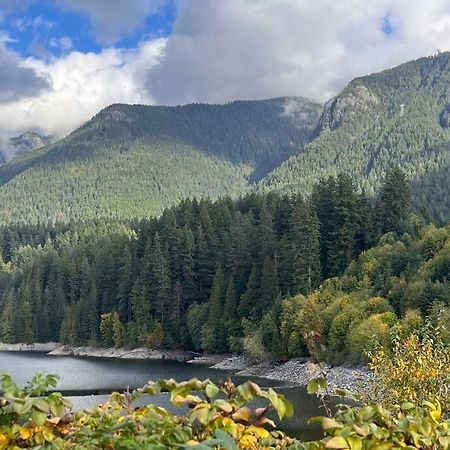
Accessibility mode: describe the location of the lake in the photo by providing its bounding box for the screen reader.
[0,351,336,440]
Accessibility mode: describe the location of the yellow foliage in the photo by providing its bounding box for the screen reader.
[368,323,450,411]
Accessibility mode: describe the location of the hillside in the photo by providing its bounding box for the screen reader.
[0,54,449,225]
[261,52,450,222]
[0,97,321,224]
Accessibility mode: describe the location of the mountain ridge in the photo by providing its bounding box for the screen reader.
[0,52,449,224]
[260,52,450,222]
[0,97,321,224]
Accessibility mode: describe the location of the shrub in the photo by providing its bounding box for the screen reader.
[0,374,294,449]
[367,319,450,410]
[295,398,450,450]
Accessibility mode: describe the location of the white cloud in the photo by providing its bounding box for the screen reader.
[55,0,168,44]
[2,0,450,141]
[0,39,165,137]
[49,36,73,52]
[148,0,450,105]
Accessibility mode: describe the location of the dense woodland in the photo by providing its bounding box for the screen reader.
[0,54,448,366]
[0,169,437,365]
[0,98,320,224]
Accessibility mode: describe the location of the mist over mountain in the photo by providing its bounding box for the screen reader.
[0,132,55,163]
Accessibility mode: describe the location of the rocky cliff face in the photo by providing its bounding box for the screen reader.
[319,81,380,133]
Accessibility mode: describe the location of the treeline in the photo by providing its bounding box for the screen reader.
[0,170,414,356]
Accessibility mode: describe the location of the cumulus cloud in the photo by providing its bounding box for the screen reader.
[2,0,450,139]
[148,0,450,105]
[0,34,50,103]
[0,39,165,136]
[55,0,168,44]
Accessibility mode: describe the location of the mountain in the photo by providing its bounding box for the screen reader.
[0,53,449,226]
[9,132,54,156]
[0,132,54,163]
[261,52,450,223]
[0,97,321,224]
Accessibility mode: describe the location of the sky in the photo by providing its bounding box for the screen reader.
[0,0,450,141]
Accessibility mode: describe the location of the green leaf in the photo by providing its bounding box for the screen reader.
[33,399,50,412]
[214,429,238,450]
[32,408,48,426]
[325,436,349,449]
[307,378,327,395]
[205,383,219,399]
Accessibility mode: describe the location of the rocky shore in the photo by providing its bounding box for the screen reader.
[0,343,372,391]
[0,342,61,352]
[47,345,192,361]
[209,355,372,392]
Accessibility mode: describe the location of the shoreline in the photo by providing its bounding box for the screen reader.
[0,343,372,391]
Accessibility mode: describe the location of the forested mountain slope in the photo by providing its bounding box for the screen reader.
[0,97,320,224]
[261,52,450,222]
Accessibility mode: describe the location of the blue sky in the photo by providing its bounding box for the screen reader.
[0,0,449,141]
[3,0,177,57]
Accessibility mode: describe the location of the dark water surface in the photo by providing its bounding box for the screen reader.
[0,352,334,440]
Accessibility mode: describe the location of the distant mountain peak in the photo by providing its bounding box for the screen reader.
[0,131,55,163]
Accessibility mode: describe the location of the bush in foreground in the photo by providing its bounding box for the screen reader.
[1,373,450,449]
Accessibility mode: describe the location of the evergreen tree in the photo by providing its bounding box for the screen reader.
[202,266,226,352]
[376,168,411,234]
[289,199,321,294]
[239,265,260,319]
[117,247,133,323]
[223,273,240,340]
[259,256,280,315]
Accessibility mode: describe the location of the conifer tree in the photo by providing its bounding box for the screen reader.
[117,247,133,322]
[239,265,260,319]
[376,168,411,234]
[223,273,240,340]
[289,199,321,294]
[202,266,226,352]
[259,256,280,315]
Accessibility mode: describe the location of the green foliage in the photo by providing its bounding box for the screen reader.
[0,181,376,352]
[252,221,450,363]
[0,169,444,367]
[0,375,295,449]
[298,399,450,450]
[0,373,72,448]
[100,312,123,348]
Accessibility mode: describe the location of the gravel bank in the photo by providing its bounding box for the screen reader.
[0,342,61,352]
[210,355,372,391]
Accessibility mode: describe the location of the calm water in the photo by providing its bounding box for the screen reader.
[0,352,335,440]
